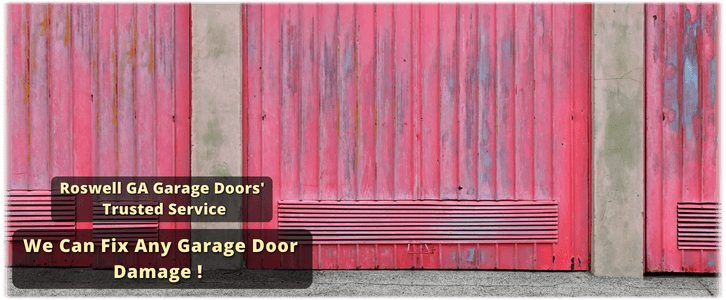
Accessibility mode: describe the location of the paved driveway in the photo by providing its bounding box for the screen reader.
[7,269,719,297]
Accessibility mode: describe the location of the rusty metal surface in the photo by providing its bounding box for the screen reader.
[242,4,591,270]
[7,4,191,268]
[645,3,719,273]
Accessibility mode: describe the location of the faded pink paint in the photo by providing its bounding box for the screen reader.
[242,4,591,270]
[645,3,719,273]
[7,4,191,269]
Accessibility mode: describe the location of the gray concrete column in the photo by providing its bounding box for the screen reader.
[191,4,243,269]
[191,4,242,178]
[591,4,644,278]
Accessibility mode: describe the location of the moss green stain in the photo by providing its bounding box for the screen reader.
[603,85,640,167]
[203,118,224,148]
[204,11,228,60]
[199,118,233,176]
[211,163,232,177]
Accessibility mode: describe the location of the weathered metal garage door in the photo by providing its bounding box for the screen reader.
[7,4,191,268]
[242,4,591,270]
[645,4,719,273]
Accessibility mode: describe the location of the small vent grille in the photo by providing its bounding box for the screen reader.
[278,200,558,244]
[677,202,720,250]
[7,191,76,240]
[93,201,159,244]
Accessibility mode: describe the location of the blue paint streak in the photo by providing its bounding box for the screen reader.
[709,58,716,106]
[707,258,715,267]
[682,8,700,141]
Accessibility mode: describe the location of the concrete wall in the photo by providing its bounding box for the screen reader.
[591,4,644,278]
[191,4,243,269]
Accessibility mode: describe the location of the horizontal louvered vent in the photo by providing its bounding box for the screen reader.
[278,200,558,244]
[7,191,75,240]
[93,201,159,244]
[677,202,720,250]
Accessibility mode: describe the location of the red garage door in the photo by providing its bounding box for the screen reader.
[7,4,191,268]
[645,4,719,273]
[242,4,591,270]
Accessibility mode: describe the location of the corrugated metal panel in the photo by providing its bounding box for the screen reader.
[645,4,719,273]
[242,4,591,270]
[7,4,191,268]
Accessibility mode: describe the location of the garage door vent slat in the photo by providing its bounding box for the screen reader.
[7,191,76,240]
[677,202,720,250]
[92,201,159,244]
[278,200,558,244]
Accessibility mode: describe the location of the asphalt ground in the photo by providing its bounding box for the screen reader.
[6,268,719,297]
